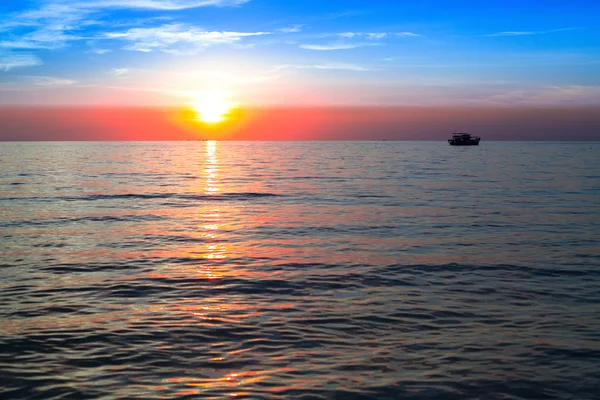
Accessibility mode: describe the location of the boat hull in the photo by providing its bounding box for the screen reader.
[448,135,481,146]
[448,141,480,146]
[448,132,481,146]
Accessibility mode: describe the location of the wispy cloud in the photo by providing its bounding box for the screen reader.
[0,0,253,50]
[335,32,422,40]
[396,32,421,37]
[0,0,249,31]
[336,32,421,40]
[312,63,376,71]
[272,63,376,72]
[28,76,77,86]
[482,85,600,105]
[110,68,130,76]
[0,5,84,31]
[108,16,174,28]
[299,30,421,51]
[50,0,250,11]
[87,40,112,54]
[299,43,378,51]
[0,75,77,90]
[485,28,579,37]
[277,25,304,33]
[489,31,538,37]
[0,4,91,49]
[338,32,387,40]
[0,52,43,71]
[307,10,367,22]
[105,24,270,53]
[0,32,82,50]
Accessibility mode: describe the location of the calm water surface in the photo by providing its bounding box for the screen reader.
[1,141,599,399]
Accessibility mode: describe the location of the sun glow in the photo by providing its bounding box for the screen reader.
[192,90,235,123]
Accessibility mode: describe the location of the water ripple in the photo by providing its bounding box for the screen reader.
[1,141,599,399]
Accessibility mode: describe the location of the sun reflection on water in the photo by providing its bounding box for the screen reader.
[204,140,220,194]
[154,141,280,396]
[199,140,227,272]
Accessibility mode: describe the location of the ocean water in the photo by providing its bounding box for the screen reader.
[1,141,599,400]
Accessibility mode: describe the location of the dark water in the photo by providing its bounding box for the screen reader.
[1,141,600,399]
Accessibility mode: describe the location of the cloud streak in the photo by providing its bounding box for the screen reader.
[272,63,376,72]
[277,25,304,33]
[485,28,579,37]
[105,24,270,53]
[28,76,77,86]
[313,63,376,71]
[51,0,250,11]
[482,85,600,105]
[299,31,421,51]
[299,43,379,51]
[0,75,77,90]
[0,52,43,71]
[110,68,130,76]
[337,32,421,39]
[0,0,253,50]
[0,4,91,49]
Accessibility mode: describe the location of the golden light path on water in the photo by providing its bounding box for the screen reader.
[201,140,226,263]
[187,140,245,397]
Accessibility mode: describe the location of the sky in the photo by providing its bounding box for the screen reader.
[1,0,599,107]
[1,0,599,140]
[3,106,600,141]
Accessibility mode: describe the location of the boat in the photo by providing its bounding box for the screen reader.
[448,132,480,146]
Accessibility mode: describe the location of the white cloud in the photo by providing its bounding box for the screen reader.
[110,68,130,76]
[366,33,387,40]
[0,75,77,90]
[269,63,375,72]
[482,85,600,105]
[0,4,95,49]
[0,5,83,30]
[0,0,249,31]
[338,32,386,40]
[312,63,375,71]
[299,43,378,51]
[0,0,252,50]
[109,16,174,28]
[485,28,578,37]
[28,76,77,86]
[336,31,421,39]
[105,24,270,53]
[90,48,111,54]
[277,25,304,33]
[298,31,421,52]
[49,0,250,11]
[395,32,421,37]
[0,52,43,71]
[0,32,81,50]
[487,31,540,37]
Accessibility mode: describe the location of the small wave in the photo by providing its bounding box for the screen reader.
[0,214,165,229]
[0,192,280,203]
[72,192,279,201]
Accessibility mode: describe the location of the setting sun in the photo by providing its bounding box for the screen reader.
[192,90,235,123]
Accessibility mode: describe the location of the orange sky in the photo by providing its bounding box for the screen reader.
[1,106,600,141]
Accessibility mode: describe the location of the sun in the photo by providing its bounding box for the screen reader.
[192,90,235,124]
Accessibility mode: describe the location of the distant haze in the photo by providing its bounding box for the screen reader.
[1,107,599,141]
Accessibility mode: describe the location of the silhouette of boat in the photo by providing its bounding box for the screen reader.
[448,133,480,146]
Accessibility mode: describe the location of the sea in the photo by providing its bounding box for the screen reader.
[1,141,599,400]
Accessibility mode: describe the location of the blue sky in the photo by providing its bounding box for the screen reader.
[1,0,599,106]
